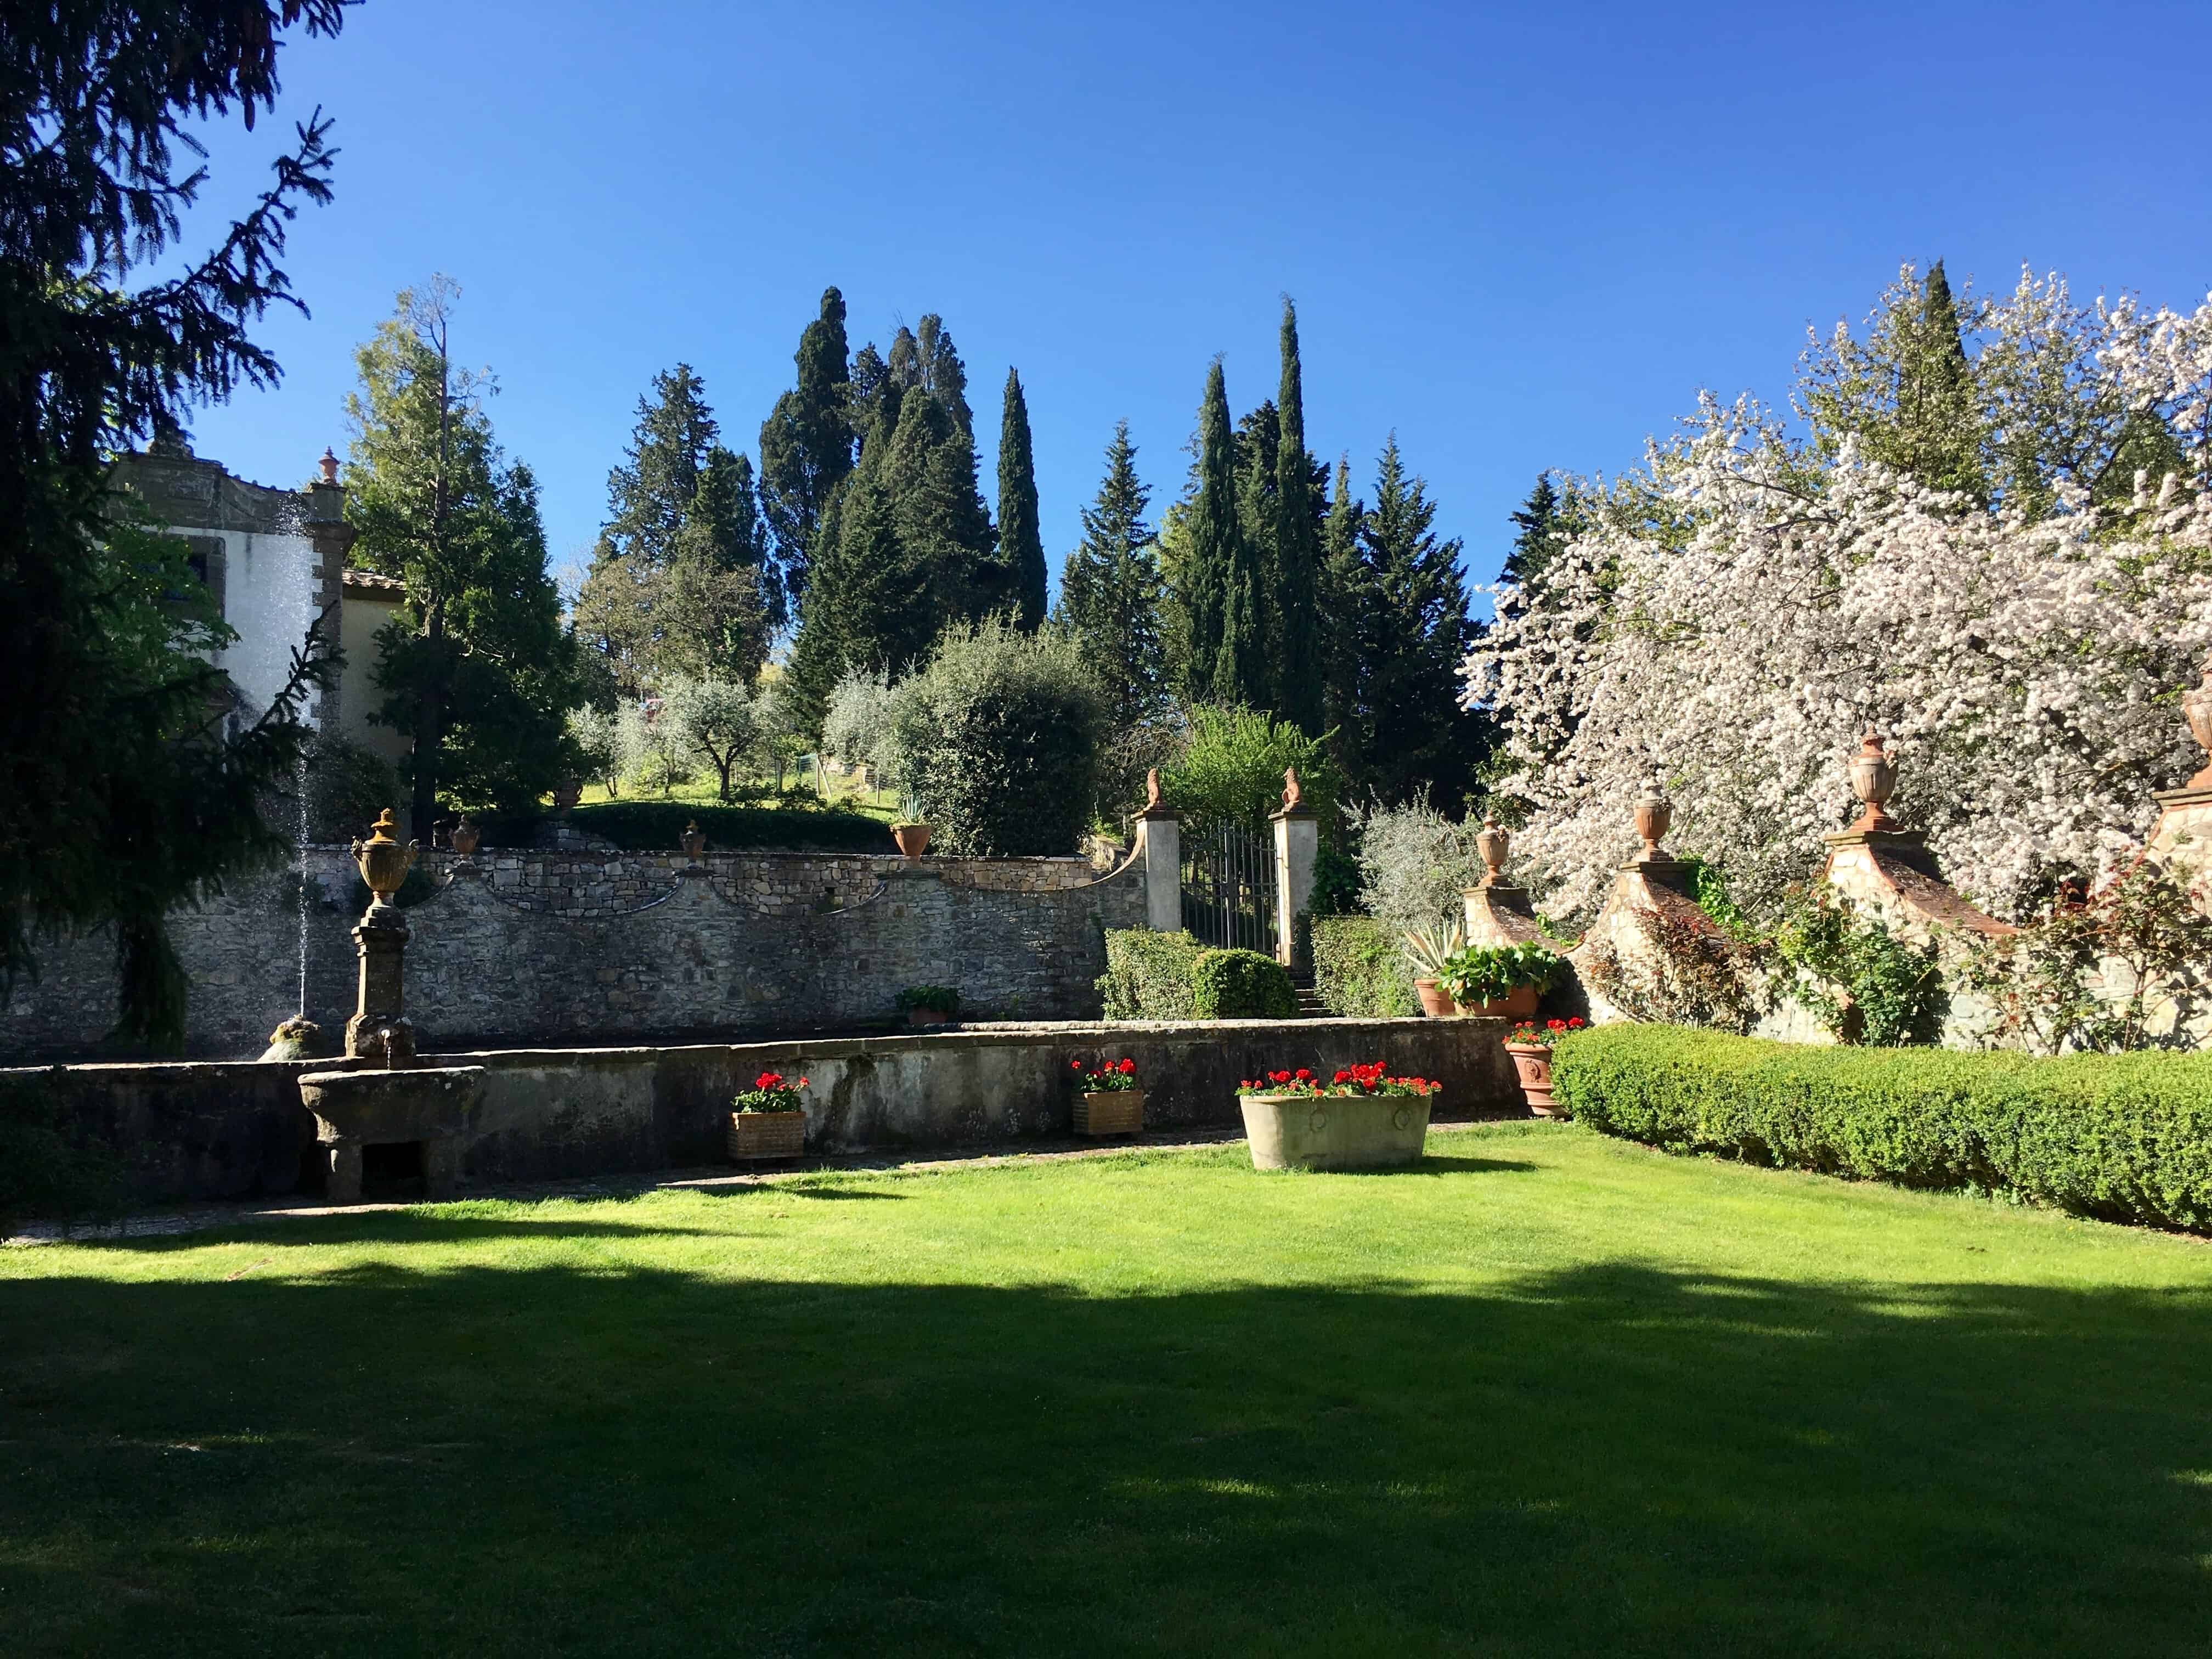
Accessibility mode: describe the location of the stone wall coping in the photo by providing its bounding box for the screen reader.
[303,844,1094,865]
[3,1016,1499,1086]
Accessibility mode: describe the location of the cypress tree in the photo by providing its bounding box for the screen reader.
[758,287,854,613]
[1057,420,1166,731]
[998,369,1047,630]
[1319,455,1369,775]
[1178,359,1267,709]
[1272,299,1324,732]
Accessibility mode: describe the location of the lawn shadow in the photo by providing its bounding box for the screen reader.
[4,1255,2210,1655]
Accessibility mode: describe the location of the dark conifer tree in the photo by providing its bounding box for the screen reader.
[1057,421,1166,731]
[1272,300,1325,732]
[758,287,854,613]
[997,369,1047,629]
[1502,473,1576,595]
[1335,438,1485,806]
[1320,455,1370,773]
[1178,360,1267,708]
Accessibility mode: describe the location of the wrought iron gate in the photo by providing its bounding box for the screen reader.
[1181,821,1278,955]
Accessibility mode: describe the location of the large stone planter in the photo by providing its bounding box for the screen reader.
[1074,1090,1144,1136]
[297,1065,487,1204]
[1239,1092,1432,1171]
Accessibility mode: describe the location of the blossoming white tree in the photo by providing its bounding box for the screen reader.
[1464,267,2212,924]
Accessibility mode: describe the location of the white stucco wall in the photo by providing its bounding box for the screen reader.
[173,522,322,723]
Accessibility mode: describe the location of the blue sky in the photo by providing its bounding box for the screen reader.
[181,0,2212,601]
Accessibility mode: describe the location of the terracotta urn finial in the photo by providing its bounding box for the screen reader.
[680,820,707,860]
[449,814,481,858]
[1475,814,1510,886]
[1632,780,1673,860]
[318,447,339,485]
[1846,730,1900,832]
[349,808,420,900]
[2183,654,2212,791]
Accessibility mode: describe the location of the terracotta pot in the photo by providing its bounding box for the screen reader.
[1239,1092,1431,1171]
[448,817,481,857]
[893,822,933,858]
[906,1006,956,1028]
[727,1109,806,1161]
[1459,984,1541,1019]
[554,778,583,814]
[680,821,707,859]
[1505,1041,1560,1116]
[1414,977,1457,1019]
[1075,1090,1145,1136]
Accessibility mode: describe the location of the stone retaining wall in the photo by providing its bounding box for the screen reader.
[2,847,1147,1061]
[3,1017,1521,1206]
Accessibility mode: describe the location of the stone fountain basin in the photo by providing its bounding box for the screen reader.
[297,1065,487,1147]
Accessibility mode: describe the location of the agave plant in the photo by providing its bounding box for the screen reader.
[895,791,926,827]
[1400,918,1466,978]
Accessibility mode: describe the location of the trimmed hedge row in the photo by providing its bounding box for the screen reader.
[1098,930,1296,1020]
[472,800,896,854]
[1312,916,1418,1018]
[1554,1025,2212,1231]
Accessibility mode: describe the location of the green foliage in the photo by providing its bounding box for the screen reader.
[1192,948,1297,1019]
[888,619,1106,857]
[471,798,893,855]
[1555,1025,2212,1231]
[1174,360,1267,709]
[1500,473,1582,596]
[1308,842,1363,917]
[1325,437,1487,809]
[1312,916,1419,1017]
[997,370,1046,630]
[1578,903,1764,1034]
[757,287,854,610]
[0,5,345,1046]
[1159,705,1339,837]
[300,732,400,844]
[663,675,759,802]
[1775,888,1947,1046]
[0,1076,127,1228]
[1098,928,1206,1020]
[564,706,624,794]
[895,985,962,1015]
[1270,301,1325,735]
[1057,421,1169,735]
[1437,943,1564,1006]
[348,278,578,822]
[1958,861,2212,1053]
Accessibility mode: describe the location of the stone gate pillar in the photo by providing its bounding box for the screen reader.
[1135,775,1183,933]
[1271,771,1319,969]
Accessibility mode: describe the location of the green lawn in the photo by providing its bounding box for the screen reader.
[5,1123,2210,1656]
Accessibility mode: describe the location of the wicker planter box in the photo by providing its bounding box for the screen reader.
[1074,1090,1145,1136]
[1239,1092,1432,1171]
[727,1109,806,1161]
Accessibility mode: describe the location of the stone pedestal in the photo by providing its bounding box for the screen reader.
[345,901,416,1063]
[1820,827,2012,941]
[1137,808,1183,934]
[1271,803,1319,968]
[1463,882,1547,948]
[300,1066,486,1204]
[2149,787,2212,917]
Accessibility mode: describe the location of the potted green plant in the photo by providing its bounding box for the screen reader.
[1503,1017,1583,1116]
[891,791,932,858]
[729,1070,808,1161]
[1400,919,1466,1019]
[1070,1056,1144,1136]
[1235,1062,1442,1170]
[897,984,961,1028]
[1438,943,1564,1018]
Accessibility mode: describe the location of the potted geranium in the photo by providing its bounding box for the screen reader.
[1439,943,1564,1018]
[1234,1060,1442,1171]
[1399,920,1465,1019]
[891,792,933,859]
[897,984,961,1028]
[729,1071,809,1161]
[1070,1056,1144,1136]
[1503,1017,1584,1116]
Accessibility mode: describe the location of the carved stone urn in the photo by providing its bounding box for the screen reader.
[1475,816,1510,887]
[346,809,420,1065]
[1847,731,1900,832]
[1632,782,1673,860]
[680,820,707,860]
[353,808,420,901]
[448,815,481,857]
[2184,656,2212,791]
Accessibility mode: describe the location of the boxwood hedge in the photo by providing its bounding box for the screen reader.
[1553,1024,2212,1231]
[1099,932,1296,1021]
[1311,916,1418,1017]
[1192,948,1297,1019]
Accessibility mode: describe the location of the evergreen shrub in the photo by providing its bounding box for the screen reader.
[1192,949,1297,1019]
[890,619,1107,856]
[1555,1025,2212,1231]
[1098,929,1204,1020]
[471,799,893,854]
[0,1076,126,1227]
[1312,916,1418,1017]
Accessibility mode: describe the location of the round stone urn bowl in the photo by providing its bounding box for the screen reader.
[1239,1092,1432,1171]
